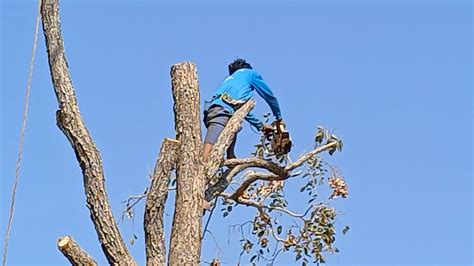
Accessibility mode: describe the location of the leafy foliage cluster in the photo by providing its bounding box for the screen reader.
[219,122,348,265]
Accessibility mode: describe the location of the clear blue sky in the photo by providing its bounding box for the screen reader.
[1,0,472,265]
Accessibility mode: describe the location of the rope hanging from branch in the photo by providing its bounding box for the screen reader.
[2,1,42,265]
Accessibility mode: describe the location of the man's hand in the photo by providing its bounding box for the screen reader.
[275,119,284,127]
[262,124,274,133]
[262,119,285,132]
[276,118,285,128]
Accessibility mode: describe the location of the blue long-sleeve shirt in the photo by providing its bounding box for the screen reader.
[207,68,282,130]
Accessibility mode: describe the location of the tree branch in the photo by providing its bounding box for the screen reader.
[41,0,135,264]
[168,62,204,265]
[144,138,179,266]
[57,236,97,266]
[224,158,285,176]
[219,193,305,219]
[210,141,339,201]
[205,162,253,201]
[205,158,284,201]
[285,141,338,172]
[228,172,280,201]
[205,100,255,181]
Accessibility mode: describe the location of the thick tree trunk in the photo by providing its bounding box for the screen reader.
[41,0,135,264]
[144,138,179,266]
[57,236,97,266]
[168,62,204,265]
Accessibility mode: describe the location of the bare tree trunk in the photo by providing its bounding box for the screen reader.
[168,62,204,265]
[57,236,97,266]
[41,0,135,264]
[144,138,179,266]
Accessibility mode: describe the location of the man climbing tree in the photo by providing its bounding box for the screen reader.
[202,59,284,162]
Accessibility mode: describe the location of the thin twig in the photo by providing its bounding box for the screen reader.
[203,230,223,260]
[219,193,306,220]
[120,189,148,222]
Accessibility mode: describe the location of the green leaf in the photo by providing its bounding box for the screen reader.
[296,253,302,261]
[315,128,325,144]
[257,230,265,237]
[279,156,285,163]
[342,226,350,235]
[250,255,257,262]
[338,140,344,151]
[227,206,233,212]
[302,258,308,266]
[300,184,308,192]
[223,212,229,217]
[277,225,283,235]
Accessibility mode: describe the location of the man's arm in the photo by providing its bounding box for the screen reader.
[244,112,264,131]
[251,71,282,120]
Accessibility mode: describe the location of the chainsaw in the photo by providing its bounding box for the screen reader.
[221,93,292,156]
[262,120,292,156]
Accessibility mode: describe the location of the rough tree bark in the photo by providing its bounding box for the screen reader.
[144,138,179,265]
[57,236,97,266]
[41,0,135,264]
[168,62,205,264]
[204,100,255,181]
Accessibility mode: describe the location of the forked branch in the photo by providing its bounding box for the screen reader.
[207,141,339,201]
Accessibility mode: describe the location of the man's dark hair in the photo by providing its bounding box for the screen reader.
[228,59,253,75]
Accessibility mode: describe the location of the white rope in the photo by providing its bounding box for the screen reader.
[2,1,42,265]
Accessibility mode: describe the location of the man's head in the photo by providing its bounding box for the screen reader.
[228,59,253,75]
